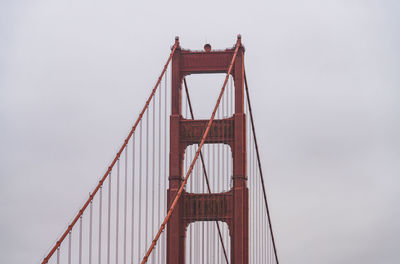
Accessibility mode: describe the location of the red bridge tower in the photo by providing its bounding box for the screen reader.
[167,36,248,264]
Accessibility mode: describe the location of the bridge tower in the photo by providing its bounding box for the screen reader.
[167,36,248,264]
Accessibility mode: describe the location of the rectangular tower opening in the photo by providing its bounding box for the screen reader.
[186,221,231,264]
[182,74,234,120]
[184,143,232,194]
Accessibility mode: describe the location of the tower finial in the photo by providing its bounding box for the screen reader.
[237,34,242,46]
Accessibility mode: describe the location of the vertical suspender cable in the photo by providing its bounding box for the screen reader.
[107,173,111,264]
[56,248,60,264]
[267,212,270,264]
[227,79,230,255]
[222,81,225,191]
[189,147,192,263]
[157,81,162,264]
[248,113,254,262]
[79,216,82,264]
[264,190,267,263]
[212,113,216,261]
[207,144,211,263]
[220,87,224,264]
[145,111,149,252]
[116,159,120,264]
[151,97,156,263]
[262,195,266,264]
[99,186,102,264]
[193,146,196,260]
[138,122,142,263]
[220,83,224,264]
[216,108,224,264]
[162,69,168,263]
[201,131,205,263]
[225,79,228,259]
[245,95,250,262]
[196,149,200,263]
[89,200,93,264]
[247,97,252,263]
[245,104,258,263]
[251,120,255,262]
[124,146,128,264]
[131,135,135,264]
[255,141,259,263]
[224,79,228,261]
[257,132,260,262]
[202,159,205,264]
[217,102,221,264]
[68,231,71,264]
[184,85,191,263]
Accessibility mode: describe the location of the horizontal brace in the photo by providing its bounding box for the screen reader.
[180,50,234,74]
[182,191,233,222]
[180,117,234,146]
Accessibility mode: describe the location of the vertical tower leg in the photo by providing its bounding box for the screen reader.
[167,188,186,264]
[231,47,249,264]
[167,45,186,264]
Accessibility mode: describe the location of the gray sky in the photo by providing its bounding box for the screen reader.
[1,0,399,263]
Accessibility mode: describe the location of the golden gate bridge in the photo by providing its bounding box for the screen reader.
[40,35,279,264]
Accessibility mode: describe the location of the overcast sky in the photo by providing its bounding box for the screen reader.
[1,0,399,263]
